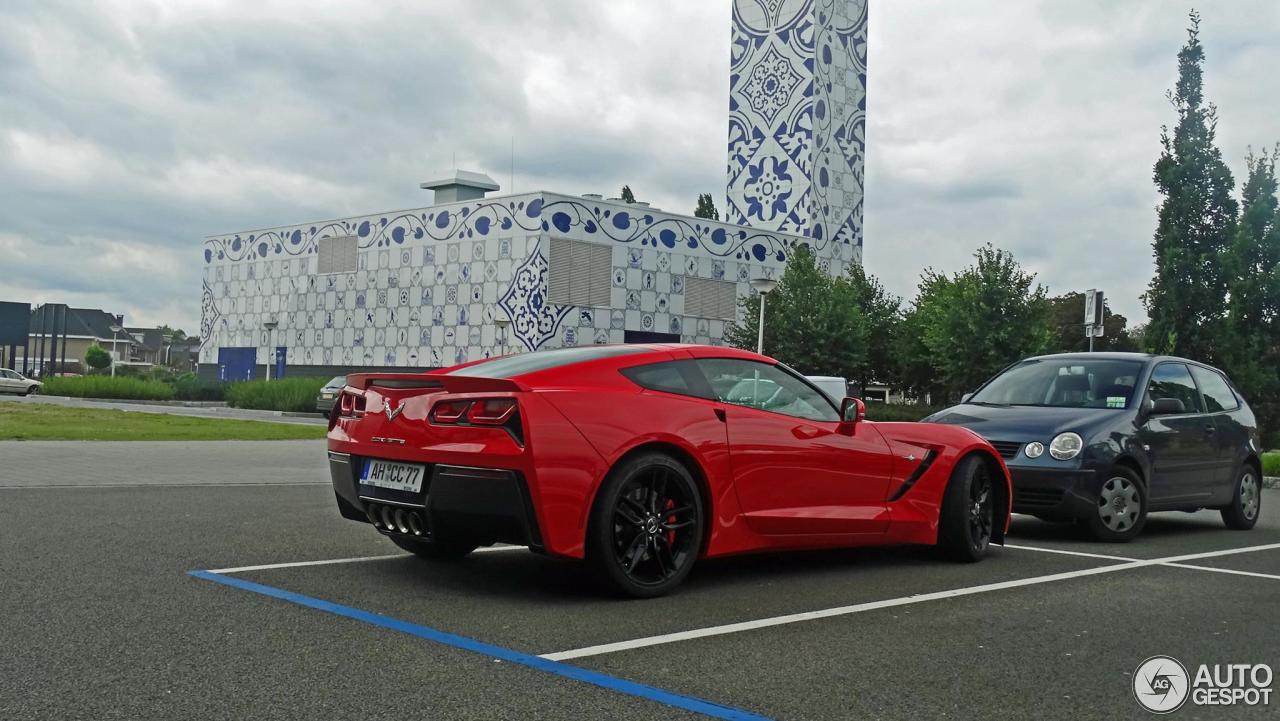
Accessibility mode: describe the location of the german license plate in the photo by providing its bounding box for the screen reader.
[360,459,425,493]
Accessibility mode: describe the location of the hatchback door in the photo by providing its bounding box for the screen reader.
[1139,362,1217,505]
[695,357,893,536]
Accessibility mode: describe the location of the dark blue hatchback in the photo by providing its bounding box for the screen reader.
[925,353,1263,541]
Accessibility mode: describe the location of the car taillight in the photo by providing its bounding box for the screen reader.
[430,399,471,424]
[466,398,517,425]
[335,391,366,419]
[429,397,523,444]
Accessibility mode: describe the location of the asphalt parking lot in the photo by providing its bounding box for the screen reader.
[2,440,1276,720]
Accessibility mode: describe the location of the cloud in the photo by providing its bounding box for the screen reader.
[0,0,1277,332]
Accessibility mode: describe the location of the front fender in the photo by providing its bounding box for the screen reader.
[872,421,1014,543]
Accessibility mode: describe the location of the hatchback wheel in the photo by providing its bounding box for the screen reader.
[1221,466,1261,530]
[1084,468,1147,542]
[938,455,996,562]
[589,452,703,598]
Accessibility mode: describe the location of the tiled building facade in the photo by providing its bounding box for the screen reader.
[198,0,868,377]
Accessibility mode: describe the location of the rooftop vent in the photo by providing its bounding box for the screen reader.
[420,170,500,204]
[582,193,603,200]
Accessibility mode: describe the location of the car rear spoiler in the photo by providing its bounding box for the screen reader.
[346,372,527,393]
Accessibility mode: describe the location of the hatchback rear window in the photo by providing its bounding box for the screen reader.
[447,345,648,378]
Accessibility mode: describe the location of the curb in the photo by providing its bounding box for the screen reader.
[45,396,227,408]
[1265,476,1279,490]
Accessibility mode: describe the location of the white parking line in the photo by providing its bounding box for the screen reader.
[1007,543,1280,581]
[207,545,526,574]
[540,542,1280,661]
[1004,544,1136,562]
[1162,563,1280,581]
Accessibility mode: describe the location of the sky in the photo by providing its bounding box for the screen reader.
[1,0,1278,333]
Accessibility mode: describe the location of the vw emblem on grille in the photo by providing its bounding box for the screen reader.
[384,402,405,422]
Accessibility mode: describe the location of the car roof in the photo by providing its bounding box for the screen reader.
[444,343,773,381]
[1018,352,1228,374]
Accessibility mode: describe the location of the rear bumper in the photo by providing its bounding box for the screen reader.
[329,451,543,550]
[1008,465,1101,518]
[316,396,336,414]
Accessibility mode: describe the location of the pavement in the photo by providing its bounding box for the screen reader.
[10,393,327,425]
[1,440,1276,720]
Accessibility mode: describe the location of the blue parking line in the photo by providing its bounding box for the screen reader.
[188,570,775,721]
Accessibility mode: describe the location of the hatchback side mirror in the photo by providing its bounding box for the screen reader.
[961,392,974,403]
[1148,397,1186,416]
[840,397,866,428]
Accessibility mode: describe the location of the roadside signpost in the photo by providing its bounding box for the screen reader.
[1084,289,1105,352]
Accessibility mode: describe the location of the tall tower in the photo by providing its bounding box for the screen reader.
[726,0,868,267]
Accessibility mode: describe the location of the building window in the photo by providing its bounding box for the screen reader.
[547,238,611,307]
[684,276,737,320]
[316,235,358,274]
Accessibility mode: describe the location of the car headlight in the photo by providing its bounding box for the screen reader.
[1049,432,1083,460]
[1024,441,1045,459]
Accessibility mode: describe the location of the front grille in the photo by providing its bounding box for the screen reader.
[1014,488,1065,509]
[988,440,1023,459]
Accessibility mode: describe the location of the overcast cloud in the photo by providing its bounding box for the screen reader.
[1,0,1278,332]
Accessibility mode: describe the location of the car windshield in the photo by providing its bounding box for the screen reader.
[970,358,1144,409]
[324,376,346,388]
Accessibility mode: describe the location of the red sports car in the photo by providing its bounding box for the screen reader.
[327,344,1012,597]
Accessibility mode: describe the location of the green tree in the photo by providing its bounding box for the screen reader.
[1223,148,1280,445]
[694,193,720,220]
[620,185,636,204]
[1143,11,1238,363]
[1048,292,1136,352]
[842,264,901,395]
[85,344,111,371]
[906,245,1053,402]
[725,245,867,379]
[156,325,187,341]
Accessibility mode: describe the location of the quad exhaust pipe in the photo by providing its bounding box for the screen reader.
[366,502,427,537]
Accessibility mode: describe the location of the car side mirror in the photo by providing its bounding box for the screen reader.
[839,397,865,431]
[961,392,974,403]
[1148,397,1185,416]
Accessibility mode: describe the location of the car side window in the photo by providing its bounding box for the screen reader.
[1145,363,1202,414]
[620,360,697,397]
[696,358,838,422]
[2,370,17,379]
[1189,366,1239,413]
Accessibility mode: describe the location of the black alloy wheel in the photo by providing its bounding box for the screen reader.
[967,463,995,552]
[939,454,997,562]
[590,452,703,597]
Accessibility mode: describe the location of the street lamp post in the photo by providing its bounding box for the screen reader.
[494,318,511,357]
[262,319,278,382]
[749,278,778,355]
[108,322,123,377]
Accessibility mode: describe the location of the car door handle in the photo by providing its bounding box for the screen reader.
[792,425,824,440]
[1203,425,1216,434]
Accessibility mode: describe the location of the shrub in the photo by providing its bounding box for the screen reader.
[1263,452,1280,478]
[84,344,111,371]
[225,376,328,413]
[172,373,226,402]
[864,403,947,423]
[42,375,176,401]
